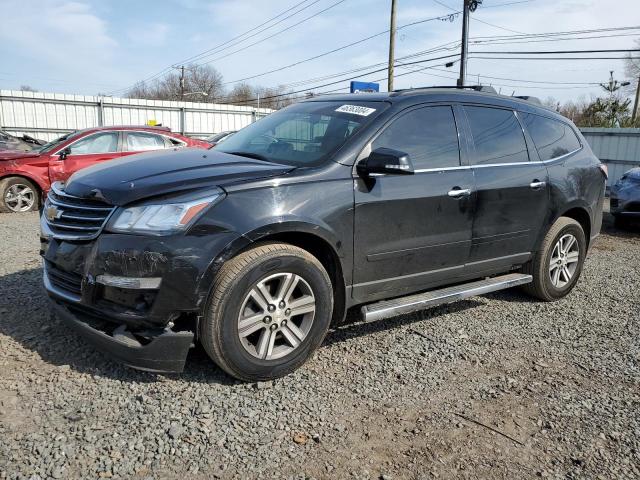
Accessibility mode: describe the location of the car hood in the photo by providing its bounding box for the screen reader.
[0,150,41,160]
[65,148,295,205]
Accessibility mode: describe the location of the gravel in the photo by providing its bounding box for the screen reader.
[0,211,638,479]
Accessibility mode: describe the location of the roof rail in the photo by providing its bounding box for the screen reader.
[393,85,498,95]
[513,95,542,105]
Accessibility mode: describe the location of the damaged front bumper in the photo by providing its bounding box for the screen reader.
[53,301,193,373]
[40,215,247,373]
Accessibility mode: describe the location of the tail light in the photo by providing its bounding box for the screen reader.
[598,164,608,179]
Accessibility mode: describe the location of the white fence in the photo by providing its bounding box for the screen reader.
[0,90,273,141]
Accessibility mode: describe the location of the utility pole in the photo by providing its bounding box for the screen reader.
[632,75,640,123]
[180,66,185,99]
[457,0,481,87]
[457,1,470,87]
[388,0,397,92]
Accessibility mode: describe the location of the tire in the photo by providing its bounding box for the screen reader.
[200,242,333,381]
[521,217,586,301]
[0,177,40,213]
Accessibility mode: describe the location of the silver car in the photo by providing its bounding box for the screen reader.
[610,167,640,227]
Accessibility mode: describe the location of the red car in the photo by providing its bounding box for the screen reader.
[0,126,210,213]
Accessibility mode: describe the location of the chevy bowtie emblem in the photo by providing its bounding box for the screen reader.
[45,205,63,222]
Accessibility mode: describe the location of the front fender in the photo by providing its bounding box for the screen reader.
[194,219,347,313]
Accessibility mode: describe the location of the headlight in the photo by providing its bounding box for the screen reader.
[107,193,222,234]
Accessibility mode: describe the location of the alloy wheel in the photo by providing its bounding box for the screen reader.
[4,184,35,212]
[237,272,316,360]
[549,233,580,288]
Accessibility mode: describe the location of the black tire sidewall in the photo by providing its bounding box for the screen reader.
[540,222,586,299]
[212,253,332,380]
[0,177,39,212]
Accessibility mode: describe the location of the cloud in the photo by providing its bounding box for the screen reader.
[127,23,170,47]
[0,0,117,63]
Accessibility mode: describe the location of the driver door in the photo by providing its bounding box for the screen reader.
[49,131,122,183]
[352,105,475,303]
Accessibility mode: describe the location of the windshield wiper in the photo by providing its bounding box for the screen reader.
[227,151,271,162]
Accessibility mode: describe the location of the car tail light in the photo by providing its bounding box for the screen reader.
[598,164,608,179]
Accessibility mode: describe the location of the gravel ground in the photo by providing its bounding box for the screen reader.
[0,210,638,480]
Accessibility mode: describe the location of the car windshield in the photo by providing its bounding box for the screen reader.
[215,100,388,166]
[207,131,233,143]
[37,131,83,154]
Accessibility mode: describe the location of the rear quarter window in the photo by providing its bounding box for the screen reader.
[521,113,581,161]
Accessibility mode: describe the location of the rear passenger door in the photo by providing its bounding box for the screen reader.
[352,105,475,302]
[462,105,549,271]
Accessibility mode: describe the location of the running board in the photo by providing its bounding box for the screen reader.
[360,273,532,322]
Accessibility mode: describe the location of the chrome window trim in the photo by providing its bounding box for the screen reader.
[53,129,184,156]
[411,146,582,174]
[123,131,186,151]
[52,131,120,157]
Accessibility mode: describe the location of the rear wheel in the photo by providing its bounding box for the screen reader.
[0,177,39,213]
[522,217,586,301]
[200,243,333,381]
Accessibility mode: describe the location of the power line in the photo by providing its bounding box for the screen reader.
[470,32,640,46]
[472,56,640,60]
[470,48,640,54]
[193,0,348,66]
[215,54,462,105]
[432,0,526,35]
[429,66,599,84]
[177,0,323,65]
[105,0,324,95]
[470,25,640,40]
[220,11,462,86]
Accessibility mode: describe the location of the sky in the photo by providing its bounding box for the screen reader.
[0,0,639,103]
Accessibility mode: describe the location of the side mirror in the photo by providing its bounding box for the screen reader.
[358,147,414,176]
[59,148,70,160]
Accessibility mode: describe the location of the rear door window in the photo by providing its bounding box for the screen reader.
[125,132,166,152]
[521,113,581,161]
[371,105,460,169]
[465,106,529,165]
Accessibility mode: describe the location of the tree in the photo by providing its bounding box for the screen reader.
[19,85,38,92]
[624,39,640,80]
[125,64,224,102]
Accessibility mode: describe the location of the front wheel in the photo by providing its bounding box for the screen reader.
[200,243,333,381]
[521,217,586,301]
[0,177,40,213]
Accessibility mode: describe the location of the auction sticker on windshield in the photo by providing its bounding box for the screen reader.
[335,105,377,116]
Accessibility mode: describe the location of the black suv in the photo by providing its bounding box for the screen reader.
[41,87,606,381]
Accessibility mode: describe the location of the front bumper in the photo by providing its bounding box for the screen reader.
[53,301,193,373]
[610,191,640,217]
[41,214,248,372]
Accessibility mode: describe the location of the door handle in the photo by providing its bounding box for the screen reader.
[447,188,472,198]
[529,180,546,189]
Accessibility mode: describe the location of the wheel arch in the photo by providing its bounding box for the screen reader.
[0,173,45,209]
[200,222,348,326]
[555,205,592,248]
[242,224,348,326]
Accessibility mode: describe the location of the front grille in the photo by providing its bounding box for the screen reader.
[44,182,115,240]
[45,261,82,297]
